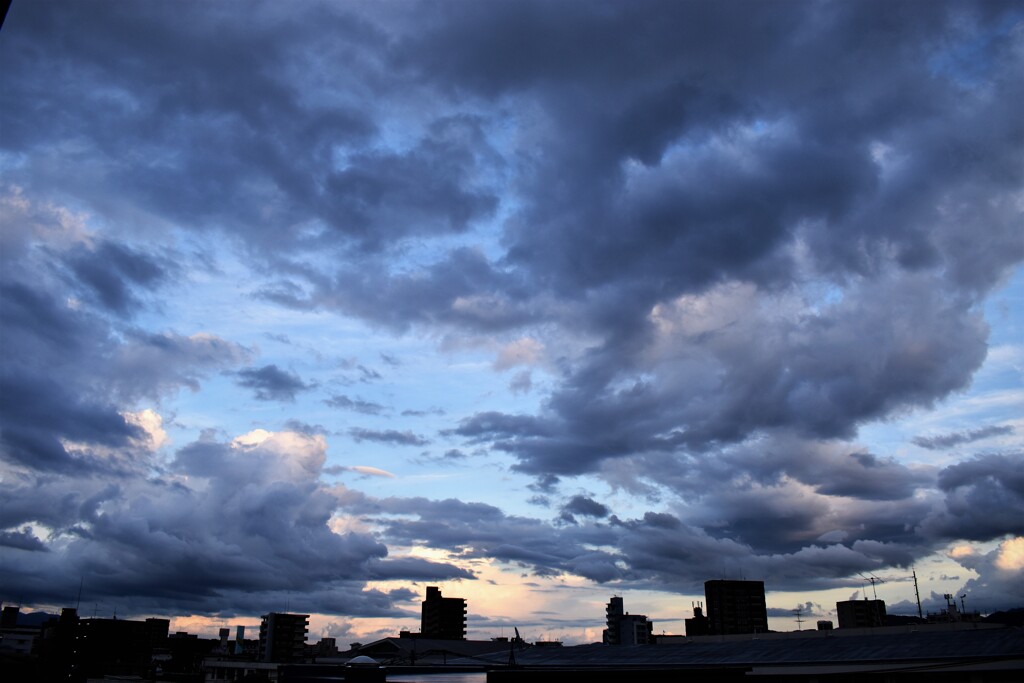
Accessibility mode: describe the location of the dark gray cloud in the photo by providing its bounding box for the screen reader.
[559,495,610,524]
[913,425,1014,450]
[64,240,169,315]
[260,247,535,334]
[407,0,1020,478]
[0,1,501,257]
[348,427,430,447]
[0,273,246,475]
[713,437,934,503]
[0,527,49,552]
[365,557,475,581]
[920,453,1024,540]
[236,364,311,402]
[329,491,968,593]
[0,431,473,617]
[6,0,1019,473]
[451,276,992,476]
[340,493,625,583]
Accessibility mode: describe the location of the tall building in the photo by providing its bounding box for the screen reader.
[421,586,467,640]
[836,599,886,628]
[259,612,309,662]
[602,596,653,645]
[705,580,768,635]
[603,596,624,644]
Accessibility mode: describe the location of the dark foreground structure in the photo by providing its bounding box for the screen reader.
[420,586,468,640]
[705,579,769,635]
[484,625,1024,682]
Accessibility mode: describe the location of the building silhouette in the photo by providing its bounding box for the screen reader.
[1,605,19,628]
[259,612,308,662]
[685,602,710,636]
[602,596,653,645]
[420,586,467,640]
[705,580,768,635]
[837,599,887,628]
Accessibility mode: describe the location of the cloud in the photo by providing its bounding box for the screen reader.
[0,527,49,552]
[0,267,246,475]
[284,419,331,436]
[325,465,396,479]
[2,0,1024,624]
[324,394,387,415]
[913,425,1014,450]
[348,428,430,447]
[509,371,533,395]
[64,240,170,315]
[452,275,992,476]
[114,331,252,400]
[0,429,474,616]
[494,338,544,371]
[769,601,828,620]
[944,537,1024,613]
[711,436,934,503]
[559,495,610,524]
[919,453,1024,540]
[366,557,475,581]
[402,407,446,417]
[236,364,311,402]
[123,409,169,451]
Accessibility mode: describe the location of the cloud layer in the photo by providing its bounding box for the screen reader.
[1,0,1022,625]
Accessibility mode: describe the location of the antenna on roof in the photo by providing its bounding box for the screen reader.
[858,573,884,600]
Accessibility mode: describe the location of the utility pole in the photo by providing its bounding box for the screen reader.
[913,570,923,619]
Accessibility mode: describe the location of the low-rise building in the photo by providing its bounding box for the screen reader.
[602,596,654,645]
[836,599,886,628]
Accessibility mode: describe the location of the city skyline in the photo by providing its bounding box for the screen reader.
[1,0,1022,645]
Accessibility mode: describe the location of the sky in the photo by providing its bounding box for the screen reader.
[1,0,1022,645]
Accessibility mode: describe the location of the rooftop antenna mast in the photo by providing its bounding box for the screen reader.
[858,573,884,600]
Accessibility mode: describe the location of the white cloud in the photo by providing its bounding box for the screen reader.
[232,429,328,480]
[124,409,169,451]
[995,536,1024,572]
